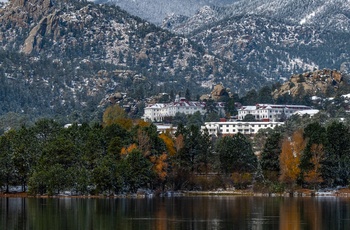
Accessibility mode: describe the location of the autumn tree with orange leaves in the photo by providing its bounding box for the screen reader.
[279,129,305,189]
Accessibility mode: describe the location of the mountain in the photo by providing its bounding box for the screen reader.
[161,0,350,81]
[227,0,350,32]
[0,0,262,128]
[164,0,350,34]
[189,15,350,80]
[96,0,235,25]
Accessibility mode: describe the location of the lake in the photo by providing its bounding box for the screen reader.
[1,196,350,229]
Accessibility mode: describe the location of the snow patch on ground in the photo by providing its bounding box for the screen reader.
[299,5,326,25]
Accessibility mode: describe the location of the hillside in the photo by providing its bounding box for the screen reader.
[189,15,350,80]
[96,0,234,25]
[0,0,262,127]
[164,0,350,34]
[161,0,350,80]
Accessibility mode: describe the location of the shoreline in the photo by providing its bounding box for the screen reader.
[1,189,350,198]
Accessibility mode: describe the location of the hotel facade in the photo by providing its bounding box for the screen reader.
[143,96,224,122]
[237,104,312,122]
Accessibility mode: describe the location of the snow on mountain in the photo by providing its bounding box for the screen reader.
[164,0,350,34]
[0,0,267,122]
[96,0,236,24]
[158,0,350,82]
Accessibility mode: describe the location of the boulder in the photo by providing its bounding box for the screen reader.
[210,84,229,100]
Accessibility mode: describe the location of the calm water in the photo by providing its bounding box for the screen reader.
[1,196,350,230]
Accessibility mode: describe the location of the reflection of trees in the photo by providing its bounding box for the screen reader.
[2,197,349,229]
[279,198,301,230]
[279,198,326,230]
[154,199,167,230]
[302,198,322,230]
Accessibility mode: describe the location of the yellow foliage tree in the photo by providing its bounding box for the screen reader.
[175,134,184,153]
[120,143,138,156]
[135,119,151,128]
[291,129,306,156]
[150,153,168,182]
[279,129,305,188]
[102,104,133,130]
[159,133,176,156]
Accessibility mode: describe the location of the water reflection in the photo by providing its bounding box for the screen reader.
[0,196,350,229]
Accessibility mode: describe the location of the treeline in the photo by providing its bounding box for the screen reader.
[258,113,350,192]
[0,122,255,195]
[1,105,350,195]
[0,104,256,195]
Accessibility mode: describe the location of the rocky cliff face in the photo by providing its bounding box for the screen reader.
[1,0,53,26]
[272,69,349,99]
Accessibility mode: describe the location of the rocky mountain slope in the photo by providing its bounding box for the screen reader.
[190,15,350,80]
[96,0,234,25]
[0,0,262,125]
[164,0,350,34]
[160,0,350,81]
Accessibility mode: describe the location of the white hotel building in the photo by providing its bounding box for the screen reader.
[238,104,312,122]
[202,121,284,137]
[201,104,316,136]
[143,96,224,122]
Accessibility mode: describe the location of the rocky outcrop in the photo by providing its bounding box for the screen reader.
[9,0,54,22]
[211,84,229,100]
[0,0,58,50]
[23,11,59,54]
[272,69,348,99]
[200,84,230,101]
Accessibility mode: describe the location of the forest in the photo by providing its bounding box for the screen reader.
[1,103,350,196]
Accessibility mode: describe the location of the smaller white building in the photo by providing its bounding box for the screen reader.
[293,109,319,117]
[238,104,312,122]
[202,121,284,136]
[155,124,177,134]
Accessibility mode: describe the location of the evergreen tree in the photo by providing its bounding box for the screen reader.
[260,131,283,181]
[300,122,327,178]
[323,122,350,186]
[224,97,236,117]
[216,133,257,175]
[185,88,191,100]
